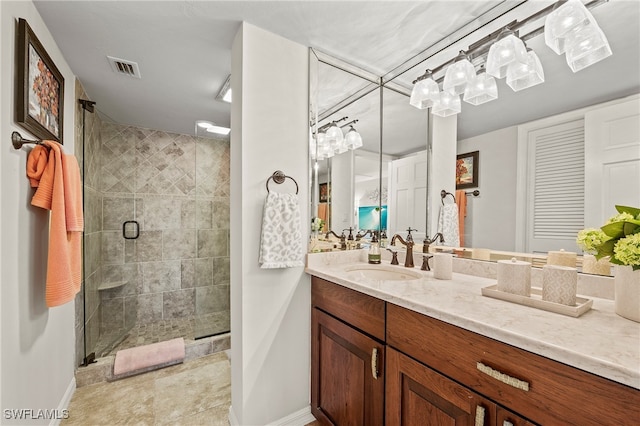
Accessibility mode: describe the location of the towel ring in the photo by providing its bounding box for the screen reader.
[266,170,299,194]
[441,190,456,205]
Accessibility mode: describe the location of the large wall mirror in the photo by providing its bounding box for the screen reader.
[309,0,640,277]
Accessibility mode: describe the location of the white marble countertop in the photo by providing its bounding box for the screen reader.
[305,251,640,390]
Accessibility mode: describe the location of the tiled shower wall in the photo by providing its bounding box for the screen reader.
[98,123,230,337]
[74,79,230,362]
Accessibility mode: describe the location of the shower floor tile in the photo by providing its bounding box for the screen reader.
[94,312,230,357]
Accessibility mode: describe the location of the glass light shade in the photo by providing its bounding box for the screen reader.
[310,138,317,160]
[345,126,363,150]
[506,49,545,91]
[565,24,612,72]
[544,0,593,54]
[431,91,461,117]
[486,32,528,79]
[409,77,440,109]
[443,53,476,95]
[325,122,344,145]
[334,138,348,154]
[315,132,329,160]
[463,73,498,105]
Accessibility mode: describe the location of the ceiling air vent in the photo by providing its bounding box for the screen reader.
[107,56,142,78]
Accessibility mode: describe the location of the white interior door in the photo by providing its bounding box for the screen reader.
[584,97,640,227]
[388,152,427,240]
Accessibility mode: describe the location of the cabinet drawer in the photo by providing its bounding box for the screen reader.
[387,303,640,426]
[312,276,385,341]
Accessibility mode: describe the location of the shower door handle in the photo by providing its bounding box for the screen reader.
[123,220,140,239]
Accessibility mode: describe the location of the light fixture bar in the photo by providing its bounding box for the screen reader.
[317,116,348,133]
[412,0,607,84]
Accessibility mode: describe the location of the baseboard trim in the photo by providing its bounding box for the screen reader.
[50,377,76,426]
[268,406,315,426]
[228,405,240,426]
[229,405,315,426]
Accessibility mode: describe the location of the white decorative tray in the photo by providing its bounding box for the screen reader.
[481,285,593,318]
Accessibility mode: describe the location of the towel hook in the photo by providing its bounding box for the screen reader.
[266,170,299,194]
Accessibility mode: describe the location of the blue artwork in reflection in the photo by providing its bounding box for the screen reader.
[358,205,387,231]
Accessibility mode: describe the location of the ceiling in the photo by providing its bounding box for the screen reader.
[34,1,640,141]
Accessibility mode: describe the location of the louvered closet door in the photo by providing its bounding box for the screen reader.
[526,119,585,253]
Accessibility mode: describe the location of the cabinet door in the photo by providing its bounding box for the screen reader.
[496,407,537,426]
[311,308,384,426]
[386,347,495,426]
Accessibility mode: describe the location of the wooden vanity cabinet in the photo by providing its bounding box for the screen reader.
[311,277,385,426]
[387,302,640,426]
[310,277,640,425]
[496,407,536,426]
[386,346,496,425]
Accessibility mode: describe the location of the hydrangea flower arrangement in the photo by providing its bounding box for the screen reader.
[590,205,640,271]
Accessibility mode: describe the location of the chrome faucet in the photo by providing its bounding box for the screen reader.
[390,227,417,268]
[325,230,347,250]
[422,233,445,253]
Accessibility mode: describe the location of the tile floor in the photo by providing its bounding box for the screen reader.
[64,352,231,425]
[65,351,321,426]
[94,312,230,357]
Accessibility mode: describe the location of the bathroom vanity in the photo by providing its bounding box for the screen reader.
[306,251,640,425]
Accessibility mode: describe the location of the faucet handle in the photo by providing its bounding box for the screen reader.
[406,227,417,242]
[343,227,355,240]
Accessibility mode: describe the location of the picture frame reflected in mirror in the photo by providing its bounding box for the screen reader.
[456,150,479,189]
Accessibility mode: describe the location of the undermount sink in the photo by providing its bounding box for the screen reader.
[343,264,423,281]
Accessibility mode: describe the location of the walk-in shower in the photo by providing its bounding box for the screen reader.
[75,82,230,365]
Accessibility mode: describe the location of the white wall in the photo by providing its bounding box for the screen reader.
[1,1,77,423]
[331,151,354,231]
[457,126,518,251]
[429,115,457,238]
[230,23,311,426]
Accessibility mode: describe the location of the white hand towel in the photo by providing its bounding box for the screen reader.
[259,192,305,269]
[438,203,460,247]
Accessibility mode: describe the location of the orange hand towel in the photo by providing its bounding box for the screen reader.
[27,141,84,307]
[455,190,467,247]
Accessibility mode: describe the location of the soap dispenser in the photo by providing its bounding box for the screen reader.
[368,233,381,264]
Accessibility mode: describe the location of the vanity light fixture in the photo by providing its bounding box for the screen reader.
[545,0,595,55]
[431,91,462,117]
[463,70,498,105]
[325,121,344,145]
[409,0,611,114]
[344,125,363,150]
[564,22,612,72]
[545,0,612,72]
[506,47,545,91]
[443,51,476,95]
[486,28,528,79]
[409,69,440,109]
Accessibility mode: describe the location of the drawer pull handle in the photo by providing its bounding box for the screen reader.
[371,347,379,379]
[475,405,486,426]
[476,362,530,391]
